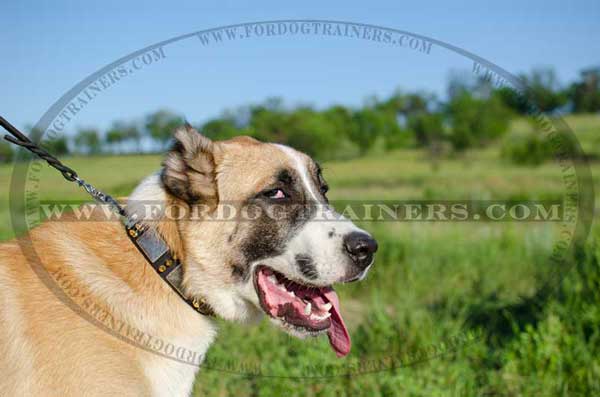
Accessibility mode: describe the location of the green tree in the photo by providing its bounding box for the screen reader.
[323,105,355,138]
[145,110,183,149]
[105,128,125,153]
[248,104,288,143]
[0,141,13,163]
[447,70,476,100]
[74,128,102,155]
[447,92,511,150]
[408,112,445,148]
[520,67,568,113]
[494,68,568,115]
[25,125,69,156]
[376,91,429,115]
[123,123,141,152]
[44,136,69,156]
[201,118,240,141]
[376,91,436,149]
[322,105,362,152]
[106,121,140,153]
[285,107,338,159]
[568,67,600,113]
[348,107,391,154]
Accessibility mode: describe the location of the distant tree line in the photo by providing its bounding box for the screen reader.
[1,66,598,164]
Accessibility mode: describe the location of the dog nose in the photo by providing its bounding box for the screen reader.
[343,232,378,269]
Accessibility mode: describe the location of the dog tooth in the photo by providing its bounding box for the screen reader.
[289,291,295,297]
[267,275,278,284]
[321,303,332,311]
[311,312,331,321]
[304,302,312,315]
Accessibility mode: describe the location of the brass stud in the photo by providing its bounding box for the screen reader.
[128,229,138,238]
[192,298,200,308]
[158,264,166,273]
[165,259,173,267]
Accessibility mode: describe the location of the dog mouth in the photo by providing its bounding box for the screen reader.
[254,266,351,357]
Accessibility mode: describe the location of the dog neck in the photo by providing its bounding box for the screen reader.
[127,173,186,258]
[126,173,216,315]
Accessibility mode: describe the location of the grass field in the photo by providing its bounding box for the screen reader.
[1,115,599,396]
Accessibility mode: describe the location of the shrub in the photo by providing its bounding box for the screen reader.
[501,130,550,166]
[447,92,511,150]
[501,128,579,166]
[498,226,600,395]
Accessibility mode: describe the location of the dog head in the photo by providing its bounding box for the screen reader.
[137,125,377,356]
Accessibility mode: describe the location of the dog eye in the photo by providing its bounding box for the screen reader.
[320,184,329,195]
[263,188,287,199]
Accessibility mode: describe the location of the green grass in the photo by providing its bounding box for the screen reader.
[1,114,600,396]
[0,154,162,239]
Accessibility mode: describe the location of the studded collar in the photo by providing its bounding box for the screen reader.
[125,221,215,317]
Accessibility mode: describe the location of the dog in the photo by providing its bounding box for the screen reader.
[0,125,377,396]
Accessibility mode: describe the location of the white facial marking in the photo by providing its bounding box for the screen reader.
[275,144,319,201]
[240,144,375,287]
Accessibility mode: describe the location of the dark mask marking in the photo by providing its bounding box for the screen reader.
[234,166,318,280]
[277,169,293,185]
[231,262,248,280]
[295,254,318,280]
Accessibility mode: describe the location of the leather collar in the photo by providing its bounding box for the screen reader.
[125,221,215,317]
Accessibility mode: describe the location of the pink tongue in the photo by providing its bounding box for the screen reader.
[321,289,351,357]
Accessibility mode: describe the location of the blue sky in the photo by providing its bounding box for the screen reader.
[1,0,599,135]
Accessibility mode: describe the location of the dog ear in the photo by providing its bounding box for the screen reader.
[161,123,218,206]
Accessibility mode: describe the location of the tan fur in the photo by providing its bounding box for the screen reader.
[0,206,217,396]
[0,130,335,396]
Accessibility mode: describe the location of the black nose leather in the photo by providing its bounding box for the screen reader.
[343,232,378,269]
